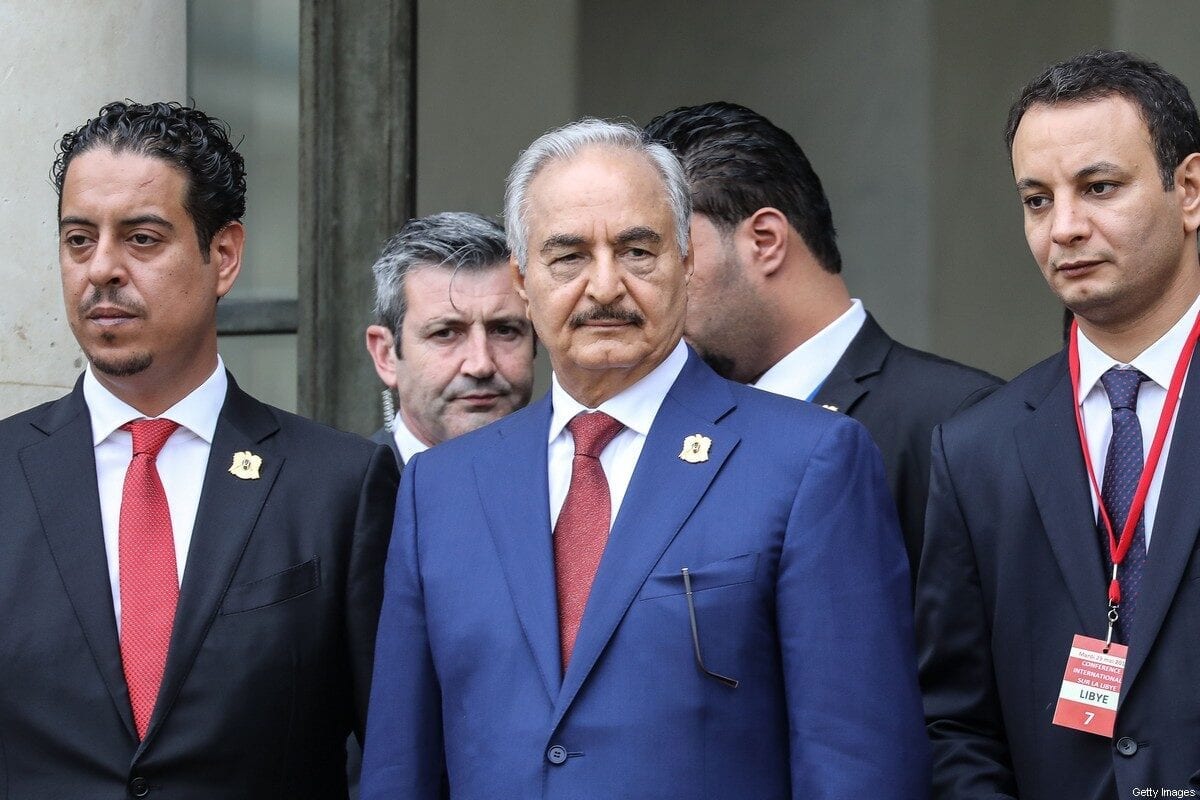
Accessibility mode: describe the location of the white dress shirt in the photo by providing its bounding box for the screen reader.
[1076,292,1200,548]
[547,339,689,530]
[753,299,867,401]
[84,358,228,626]
[392,412,430,463]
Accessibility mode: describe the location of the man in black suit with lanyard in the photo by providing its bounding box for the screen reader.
[646,102,1000,580]
[918,50,1200,798]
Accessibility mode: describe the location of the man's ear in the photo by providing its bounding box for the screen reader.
[740,207,789,277]
[511,257,531,318]
[211,221,244,297]
[1177,152,1200,234]
[365,325,399,387]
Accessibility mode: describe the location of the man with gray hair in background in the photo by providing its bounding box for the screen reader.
[364,211,536,467]
[361,119,929,798]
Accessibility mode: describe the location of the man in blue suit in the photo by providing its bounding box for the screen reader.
[362,118,929,799]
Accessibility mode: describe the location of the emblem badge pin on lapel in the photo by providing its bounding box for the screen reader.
[820,403,840,413]
[229,451,263,480]
[678,434,712,464]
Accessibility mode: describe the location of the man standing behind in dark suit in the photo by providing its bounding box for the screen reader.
[645,103,1000,579]
[355,211,534,793]
[918,50,1200,799]
[362,118,929,798]
[0,101,398,798]
[364,211,536,467]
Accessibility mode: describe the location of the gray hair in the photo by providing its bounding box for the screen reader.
[503,118,692,271]
[371,211,511,337]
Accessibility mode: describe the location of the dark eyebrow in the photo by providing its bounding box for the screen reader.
[1016,162,1124,193]
[122,214,174,229]
[487,315,530,329]
[419,314,466,330]
[58,214,175,231]
[614,226,662,247]
[540,233,587,254]
[58,215,94,231]
[1074,161,1122,181]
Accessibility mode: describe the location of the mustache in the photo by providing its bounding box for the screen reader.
[569,304,644,328]
[443,374,514,401]
[78,286,146,317]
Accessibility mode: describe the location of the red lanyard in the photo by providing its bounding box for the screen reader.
[1067,313,1200,609]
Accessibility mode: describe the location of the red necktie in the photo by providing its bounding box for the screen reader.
[555,411,625,669]
[119,418,181,739]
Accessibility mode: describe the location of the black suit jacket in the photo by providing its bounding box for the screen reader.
[370,425,403,469]
[917,348,1200,799]
[0,375,399,799]
[811,313,1000,574]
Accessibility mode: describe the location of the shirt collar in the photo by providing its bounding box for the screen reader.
[83,356,228,446]
[548,338,689,443]
[1076,291,1200,404]
[753,299,866,399]
[392,412,430,463]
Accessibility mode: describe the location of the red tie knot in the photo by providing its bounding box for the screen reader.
[567,412,624,458]
[122,418,181,457]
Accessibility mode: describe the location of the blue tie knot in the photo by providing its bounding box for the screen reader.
[1100,367,1148,412]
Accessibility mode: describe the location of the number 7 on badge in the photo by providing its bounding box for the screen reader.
[1052,634,1127,738]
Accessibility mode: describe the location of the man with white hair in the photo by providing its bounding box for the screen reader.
[361,119,929,799]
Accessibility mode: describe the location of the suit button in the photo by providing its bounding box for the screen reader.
[129,776,150,797]
[1116,737,1138,756]
[546,744,568,765]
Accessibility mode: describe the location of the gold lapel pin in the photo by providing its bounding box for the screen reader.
[820,403,840,413]
[229,451,263,480]
[678,433,712,464]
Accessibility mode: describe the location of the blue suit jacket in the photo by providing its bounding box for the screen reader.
[362,351,929,799]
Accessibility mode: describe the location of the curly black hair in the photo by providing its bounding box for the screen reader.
[52,100,247,256]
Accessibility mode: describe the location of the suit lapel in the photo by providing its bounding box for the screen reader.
[140,377,283,748]
[1123,346,1200,693]
[810,313,890,414]
[370,425,404,469]
[474,396,561,701]
[1013,354,1108,635]
[812,362,866,414]
[18,383,137,739]
[552,354,738,728]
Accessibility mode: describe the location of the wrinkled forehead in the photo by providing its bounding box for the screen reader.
[59,148,191,222]
[526,147,675,236]
[403,262,524,319]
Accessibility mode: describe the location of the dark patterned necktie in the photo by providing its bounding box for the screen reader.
[1099,367,1149,642]
[554,411,625,669]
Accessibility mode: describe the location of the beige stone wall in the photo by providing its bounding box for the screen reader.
[0,0,186,418]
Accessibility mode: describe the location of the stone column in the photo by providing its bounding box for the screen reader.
[298,0,417,434]
[0,0,186,417]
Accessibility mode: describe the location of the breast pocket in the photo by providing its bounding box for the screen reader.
[639,552,759,600]
[219,556,321,615]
